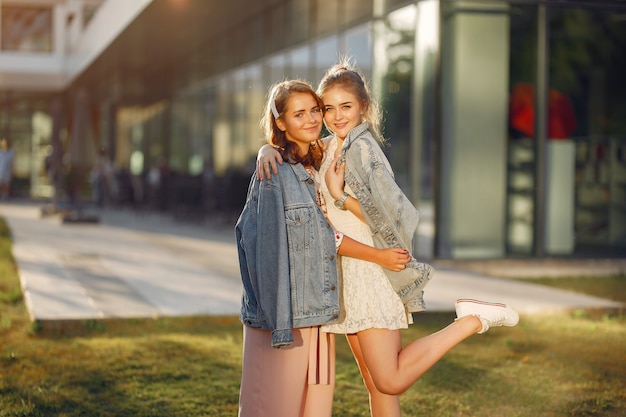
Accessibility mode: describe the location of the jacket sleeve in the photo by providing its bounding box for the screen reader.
[353,138,418,249]
[256,174,294,348]
[344,136,432,314]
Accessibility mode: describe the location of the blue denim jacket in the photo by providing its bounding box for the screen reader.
[338,122,434,313]
[235,162,340,348]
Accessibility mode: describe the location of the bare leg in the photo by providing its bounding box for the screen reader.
[346,334,402,417]
[357,315,482,395]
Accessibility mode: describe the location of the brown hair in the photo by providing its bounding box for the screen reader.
[317,58,384,144]
[261,79,324,168]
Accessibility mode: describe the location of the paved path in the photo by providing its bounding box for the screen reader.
[1,201,623,323]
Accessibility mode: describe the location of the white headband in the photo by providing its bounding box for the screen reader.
[270,97,280,119]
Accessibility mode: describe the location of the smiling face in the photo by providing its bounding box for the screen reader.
[321,86,366,141]
[275,92,323,156]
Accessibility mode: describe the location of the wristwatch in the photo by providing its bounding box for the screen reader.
[334,192,350,210]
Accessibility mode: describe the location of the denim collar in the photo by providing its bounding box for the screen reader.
[341,121,370,152]
[286,161,315,183]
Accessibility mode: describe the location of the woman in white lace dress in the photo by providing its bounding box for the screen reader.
[258,61,519,417]
[318,135,412,335]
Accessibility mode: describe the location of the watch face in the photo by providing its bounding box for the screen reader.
[334,193,347,209]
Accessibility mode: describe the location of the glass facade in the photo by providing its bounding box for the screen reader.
[549,5,626,255]
[1,0,625,259]
[506,2,626,256]
[0,92,55,198]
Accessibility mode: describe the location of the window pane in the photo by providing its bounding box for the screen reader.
[548,6,626,253]
[314,36,339,82]
[288,45,311,81]
[378,5,416,192]
[1,6,52,52]
[344,23,373,80]
[267,54,287,85]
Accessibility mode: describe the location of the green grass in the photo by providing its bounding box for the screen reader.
[1,216,624,416]
[518,275,626,304]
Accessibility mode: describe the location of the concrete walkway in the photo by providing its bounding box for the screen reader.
[1,200,623,323]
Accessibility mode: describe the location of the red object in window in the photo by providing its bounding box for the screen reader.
[509,83,577,139]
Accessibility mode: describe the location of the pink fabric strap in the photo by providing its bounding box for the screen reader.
[307,327,331,385]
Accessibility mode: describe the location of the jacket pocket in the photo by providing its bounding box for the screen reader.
[285,205,324,318]
[284,206,316,252]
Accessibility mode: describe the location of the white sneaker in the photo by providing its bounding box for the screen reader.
[455,299,520,334]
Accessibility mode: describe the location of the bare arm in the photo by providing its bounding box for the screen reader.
[256,145,283,180]
[338,235,409,272]
[325,155,366,222]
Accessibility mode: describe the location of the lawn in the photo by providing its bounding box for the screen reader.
[1,217,624,417]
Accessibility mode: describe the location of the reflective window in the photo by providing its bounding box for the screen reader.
[288,45,311,81]
[243,64,264,155]
[213,75,234,175]
[232,68,248,167]
[314,36,340,82]
[549,6,626,254]
[1,6,52,52]
[267,54,287,85]
[377,5,416,192]
[507,5,538,255]
[414,0,438,201]
[170,98,189,173]
[344,23,373,80]
[506,4,626,256]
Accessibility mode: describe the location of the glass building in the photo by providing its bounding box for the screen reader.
[1,0,625,260]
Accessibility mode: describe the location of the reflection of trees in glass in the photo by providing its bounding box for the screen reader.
[509,6,537,87]
[510,6,626,136]
[379,6,416,192]
[550,7,626,135]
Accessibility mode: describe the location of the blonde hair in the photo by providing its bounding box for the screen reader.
[317,58,384,144]
[260,79,324,168]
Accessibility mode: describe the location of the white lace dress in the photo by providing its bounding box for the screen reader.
[320,137,412,334]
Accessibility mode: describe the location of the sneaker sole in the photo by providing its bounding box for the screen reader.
[455,299,508,308]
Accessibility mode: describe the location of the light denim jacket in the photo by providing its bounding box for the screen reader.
[338,122,434,313]
[235,162,340,348]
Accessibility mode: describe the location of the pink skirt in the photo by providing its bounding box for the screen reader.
[238,326,336,417]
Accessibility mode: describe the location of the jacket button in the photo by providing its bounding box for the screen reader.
[333,314,338,319]
[330,284,336,291]
[307,178,314,185]
[329,255,335,261]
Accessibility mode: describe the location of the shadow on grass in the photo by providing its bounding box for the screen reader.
[32,315,243,339]
[2,329,242,417]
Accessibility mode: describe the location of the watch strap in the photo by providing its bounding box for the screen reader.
[335,192,349,210]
